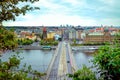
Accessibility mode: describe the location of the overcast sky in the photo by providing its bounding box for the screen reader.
[3,0,120,26]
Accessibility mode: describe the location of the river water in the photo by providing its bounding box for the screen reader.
[0,50,54,72]
[73,51,95,69]
[0,49,95,72]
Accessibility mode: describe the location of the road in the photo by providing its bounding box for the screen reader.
[46,41,77,80]
[66,43,72,80]
[48,42,62,80]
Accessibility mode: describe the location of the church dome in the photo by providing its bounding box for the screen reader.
[104,27,109,32]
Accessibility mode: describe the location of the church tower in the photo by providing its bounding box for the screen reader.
[42,27,47,39]
[103,27,111,42]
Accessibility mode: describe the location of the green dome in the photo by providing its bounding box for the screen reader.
[104,27,109,32]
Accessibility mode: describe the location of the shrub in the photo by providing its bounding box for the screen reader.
[68,65,96,80]
[93,45,120,80]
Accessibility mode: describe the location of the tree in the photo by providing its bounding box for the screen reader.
[68,65,96,80]
[0,27,18,50]
[0,52,46,80]
[0,1,44,80]
[73,39,76,44]
[0,0,40,50]
[93,42,120,80]
[0,0,40,25]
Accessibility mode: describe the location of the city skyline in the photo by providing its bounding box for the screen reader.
[3,0,120,26]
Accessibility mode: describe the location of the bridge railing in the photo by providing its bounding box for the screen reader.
[45,44,59,80]
[68,43,78,73]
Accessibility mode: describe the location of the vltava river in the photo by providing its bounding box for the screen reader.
[73,51,94,69]
[0,49,95,72]
[0,50,54,72]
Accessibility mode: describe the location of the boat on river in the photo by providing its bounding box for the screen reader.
[41,46,52,50]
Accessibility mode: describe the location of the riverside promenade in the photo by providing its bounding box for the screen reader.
[45,41,78,80]
[18,45,56,50]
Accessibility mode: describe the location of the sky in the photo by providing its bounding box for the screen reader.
[3,0,120,26]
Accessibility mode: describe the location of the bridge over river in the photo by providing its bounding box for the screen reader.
[45,41,78,80]
[0,41,95,80]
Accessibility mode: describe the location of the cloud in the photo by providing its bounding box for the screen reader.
[61,0,86,6]
[99,18,120,26]
[3,14,99,26]
[99,0,116,6]
[3,0,120,26]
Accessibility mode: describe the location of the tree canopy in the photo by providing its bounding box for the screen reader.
[0,1,44,80]
[0,27,18,50]
[93,44,120,80]
[68,65,96,80]
[0,0,40,50]
[0,0,40,25]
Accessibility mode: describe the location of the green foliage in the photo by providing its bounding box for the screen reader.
[0,52,45,80]
[0,0,40,23]
[0,27,18,50]
[68,65,96,80]
[71,44,83,46]
[18,38,33,45]
[73,39,76,44]
[113,32,120,45]
[83,42,106,46]
[40,40,58,46]
[0,0,40,49]
[93,45,120,80]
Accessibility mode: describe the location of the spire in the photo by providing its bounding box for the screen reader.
[42,27,47,39]
[43,27,46,32]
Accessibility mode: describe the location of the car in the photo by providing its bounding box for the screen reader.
[67,61,70,63]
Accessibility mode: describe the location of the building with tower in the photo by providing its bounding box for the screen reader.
[42,27,47,39]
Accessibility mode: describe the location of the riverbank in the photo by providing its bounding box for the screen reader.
[71,45,100,52]
[18,45,56,50]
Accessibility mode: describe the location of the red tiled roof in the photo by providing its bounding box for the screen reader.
[96,28,104,31]
[109,28,117,31]
[89,30,95,32]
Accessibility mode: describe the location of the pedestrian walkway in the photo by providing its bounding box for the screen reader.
[58,43,68,80]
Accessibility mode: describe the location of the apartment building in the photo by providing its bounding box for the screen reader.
[83,27,119,44]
